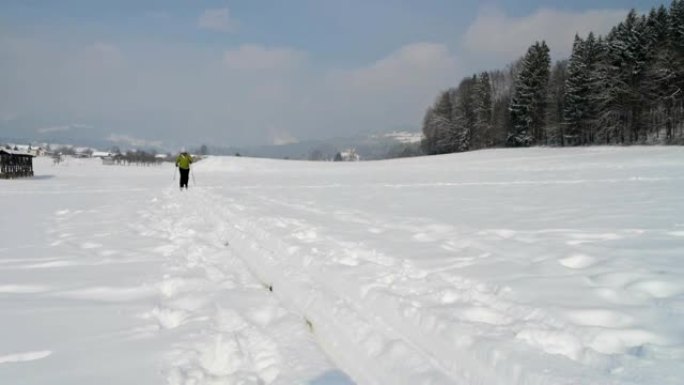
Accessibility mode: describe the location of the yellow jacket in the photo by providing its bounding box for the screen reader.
[175,153,193,169]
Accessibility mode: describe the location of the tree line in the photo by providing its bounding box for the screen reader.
[422,2,684,155]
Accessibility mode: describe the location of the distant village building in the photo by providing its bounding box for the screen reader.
[7,144,45,157]
[0,149,35,178]
[74,148,92,158]
[31,146,46,156]
[334,148,361,162]
[92,151,112,158]
[92,152,110,164]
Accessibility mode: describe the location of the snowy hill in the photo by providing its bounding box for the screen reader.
[213,130,422,160]
[1,148,683,385]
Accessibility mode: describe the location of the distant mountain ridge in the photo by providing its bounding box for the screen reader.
[214,131,423,160]
[2,130,423,160]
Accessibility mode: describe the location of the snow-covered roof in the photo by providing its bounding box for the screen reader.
[384,131,423,144]
[0,148,35,157]
[92,151,112,157]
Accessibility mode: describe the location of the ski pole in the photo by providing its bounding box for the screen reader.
[191,168,196,185]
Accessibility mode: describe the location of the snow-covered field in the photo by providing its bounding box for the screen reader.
[1,147,683,385]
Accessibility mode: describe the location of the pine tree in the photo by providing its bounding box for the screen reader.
[642,5,678,141]
[670,0,684,138]
[508,41,551,146]
[564,35,588,145]
[452,76,478,152]
[672,0,684,55]
[438,89,461,153]
[598,11,648,144]
[547,60,568,145]
[490,66,518,146]
[591,34,621,144]
[615,10,649,143]
[421,89,459,154]
[472,72,494,149]
[421,107,438,155]
[564,33,601,145]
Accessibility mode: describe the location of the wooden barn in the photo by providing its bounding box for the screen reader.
[0,149,35,178]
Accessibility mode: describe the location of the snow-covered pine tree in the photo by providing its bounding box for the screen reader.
[670,0,684,138]
[643,5,677,141]
[508,41,551,146]
[452,76,478,152]
[564,33,601,145]
[590,35,619,144]
[421,107,439,154]
[490,64,519,146]
[440,88,463,153]
[421,89,459,154]
[472,72,494,149]
[564,35,589,145]
[598,11,646,144]
[615,10,649,143]
[546,60,568,146]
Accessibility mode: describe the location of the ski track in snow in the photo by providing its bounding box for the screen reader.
[184,191,565,384]
[136,189,352,385]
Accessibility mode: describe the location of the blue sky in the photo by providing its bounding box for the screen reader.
[0,0,670,148]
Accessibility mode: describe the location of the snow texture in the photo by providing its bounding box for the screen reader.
[1,147,683,385]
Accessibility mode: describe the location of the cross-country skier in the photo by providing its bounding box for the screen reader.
[175,148,193,190]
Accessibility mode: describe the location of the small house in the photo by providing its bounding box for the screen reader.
[0,149,35,178]
[335,148,361,162]
[92,151,112,158]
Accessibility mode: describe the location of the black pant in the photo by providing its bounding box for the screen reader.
[179,168,190,188]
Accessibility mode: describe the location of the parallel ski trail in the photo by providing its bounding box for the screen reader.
[185,188,507,385]
[138,188,354,385]
[185,183,640,385]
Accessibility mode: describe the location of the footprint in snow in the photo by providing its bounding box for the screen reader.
[80,242,103,249]
[558,254,597,269]
[626,279,684,299]
[143,306,189,330]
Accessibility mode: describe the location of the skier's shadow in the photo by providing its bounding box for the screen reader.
[309,370,356,385]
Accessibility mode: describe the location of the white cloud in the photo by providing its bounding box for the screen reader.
[223,45,307,71]
[1,36,451,147]
[107,134,162,148]
[464,7,627,60]
[198,8,238,32]
[339,42,458,91]
[312,43,460,135]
